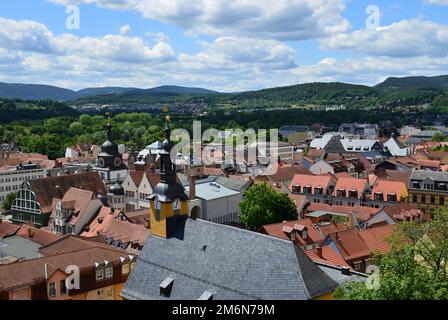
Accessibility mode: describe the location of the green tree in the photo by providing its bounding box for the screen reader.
[2,192,17,211]
[335,207,448,300]
[432,132,447,142]
[239,183,297,231]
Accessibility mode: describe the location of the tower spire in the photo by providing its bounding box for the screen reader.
[106,113,113,141]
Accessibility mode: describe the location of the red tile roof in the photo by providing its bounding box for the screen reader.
[0,221,20,239]
[15,225,61,246]
[82,207,150,249]
[307,149,325,159]
[318,222,349,236]
[371,180,408,201]
[334,172,353,179]
[332,177,368,199]
[129,171,145,187]
[382,203,423,222]
[38,234,123,256]
[288,194,309,214]
[259,218,325,246]
[305,246,350,268]
[203,167,223,176]
[384,170,411,185]
[123,209,149,225]
[306,203,379,222]
[49,188,98,225]
[270,164,311,184]
[0,244,128,291]
[359,225,396,255]
[289,174,334,193]
[418,159,441,168]
[29,172,106,213]
[329,229,371,261]
[144,172,161,189]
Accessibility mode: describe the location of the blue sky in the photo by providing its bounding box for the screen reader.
[0,0,447,91]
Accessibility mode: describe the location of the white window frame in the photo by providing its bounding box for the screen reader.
[96,268,105,281]
[106,266,113,278]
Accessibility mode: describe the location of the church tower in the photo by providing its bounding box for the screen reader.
[95,117,128,183]
[148,115,189,238]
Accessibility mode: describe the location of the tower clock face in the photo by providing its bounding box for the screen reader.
[172,198,181,211]
[98,158,105,167]
[114,157,122,167]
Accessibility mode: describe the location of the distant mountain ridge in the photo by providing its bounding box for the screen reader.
[0,74,447,102]
[0,82,218,101]
[375,75,448,90]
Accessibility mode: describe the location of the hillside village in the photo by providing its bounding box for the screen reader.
[0,115,448,300]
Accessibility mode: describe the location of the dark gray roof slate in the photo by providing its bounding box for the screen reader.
[410,170,448,182]
[121,218,338,300]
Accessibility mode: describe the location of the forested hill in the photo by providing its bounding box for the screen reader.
[0,99,79,122]
[375,75,448,90]
[0,74,447,110]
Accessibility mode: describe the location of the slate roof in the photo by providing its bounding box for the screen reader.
[185,182,240,201]
[121,218,338,300]
[410,170,448,182]
[317,263,367,286]
[0,236,41,261]
[214,176,253,192]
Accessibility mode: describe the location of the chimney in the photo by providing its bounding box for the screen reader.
[316,245,323,258]
[189,175,197,200]
[341,267,351,276]
[28,228,34,238]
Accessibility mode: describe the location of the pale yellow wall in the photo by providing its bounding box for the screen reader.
[149,199,188,238]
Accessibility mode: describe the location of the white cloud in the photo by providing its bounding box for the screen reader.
[0,17,175,64]
[0,17,57,53]
[424,0,448,5]
[119,24,131,35]
[49,0,351,41]
[1,16,448,92]
[179,37,297,70]
[321,19,448,58]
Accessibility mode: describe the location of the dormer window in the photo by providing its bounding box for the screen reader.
[303,186,312,194]
[337,189,346,197]
[374,192,384,201]
[105,264,114,278]
[95,265,105,281]
[292,185,301,193]
[387,194,397,202]
[349,190,358,198]
[121,257,130,274]
[198,290,215,300]
[160,277,174,297]
[314,187,323,195]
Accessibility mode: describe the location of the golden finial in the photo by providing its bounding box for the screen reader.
[166,115,171,123]
[163,105,169,113]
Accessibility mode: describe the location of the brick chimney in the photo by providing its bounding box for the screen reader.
[316,245,323,258]
[189,175,196,199]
